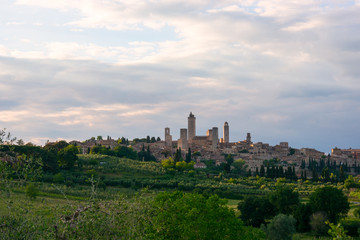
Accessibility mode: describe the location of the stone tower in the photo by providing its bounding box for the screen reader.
[188,112,196,143]
[165,127,172,147]
[246,133,251,143]
[223,122,229,143]
[178,128,188,150]
[212,127,218,150]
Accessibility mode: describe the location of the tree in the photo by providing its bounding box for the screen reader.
[293,203,313,232]
[310,212,329,236]
[232,159,246,175]
[309,186,350,223]
[138,145,156,162]
[312,167,318,181]
[268,186,300,215]
[148,191,266,240]
[261,214,296,240]
[0,128,16,145]
[225,154,234,165]
[97,136,103,141]
[238,195,276,227]
[161,157,175,169]
[260,165,265,177]
[57,144,79,170]
[288,147,295,156]
[326,221,352,240]
[224,163,231,173]
[321,167,330,182]
[156,137,161,142]
[16,139,24,146]
[185,148,192,163]
[340,165,346,182]
[41,148,58,172]
[344,175,359,189]
[26,183,38,200]
[174,148,182,163]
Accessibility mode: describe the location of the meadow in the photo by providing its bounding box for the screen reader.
[1,152,360,239]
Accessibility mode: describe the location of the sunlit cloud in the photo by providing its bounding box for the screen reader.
[0,0,359,151]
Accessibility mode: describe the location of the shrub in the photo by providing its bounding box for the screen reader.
[261,214,296,240]
[53,173,64,183]
[340,219,360,237]
[310,212,329,236]
[25,183,38,199]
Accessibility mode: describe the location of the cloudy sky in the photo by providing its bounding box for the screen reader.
[1,0,359,152]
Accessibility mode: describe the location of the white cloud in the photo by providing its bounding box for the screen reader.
[1,0,359,151]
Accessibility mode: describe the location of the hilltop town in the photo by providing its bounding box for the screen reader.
[69,112,360,176]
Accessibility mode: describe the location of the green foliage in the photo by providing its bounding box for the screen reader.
[174,148,183,162]
[344,175,360,189]
[268,185,300,214]
[185,147,192,163]
[261,214,296,240]
[232,158,246,175]
[309,186,350,223]
[238,195,276,227]
[138,145,156,161]
[310,212,329,236]
[57,144,79,170]
[25,183,38,199]
[52,173,64,183]
[339,219,360,237]
[161,157,194,171]
[293,203,313,232]
[161,157,175,169]
[147,191,265,240]
[225,154,234,165]
[326,221,353,240]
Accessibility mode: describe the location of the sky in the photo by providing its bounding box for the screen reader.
[0,0,359,153]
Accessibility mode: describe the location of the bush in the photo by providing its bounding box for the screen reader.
[261,214,296,240]
[53,173,64,183]
[340,219,360,237]
[25,183,38,199]
[310,212,329,236]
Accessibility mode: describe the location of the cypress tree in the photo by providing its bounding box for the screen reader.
[174,148,182,163]
[185,148,192,163]
[340,165,345,182]
[260,165,265,177]
[247,169,252,177]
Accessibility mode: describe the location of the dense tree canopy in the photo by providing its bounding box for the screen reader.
[148,191,265,240]
[309,186,350,223]
[57,144,79,170]
[268,186,300,215]
[238,195,276,227]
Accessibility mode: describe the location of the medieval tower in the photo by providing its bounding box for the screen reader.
[212,127,218,150]
[178,128,188,150]
[165,127,172,147]
[246,132,251,143]
[223,122,229,143]
[188,112,196,143]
